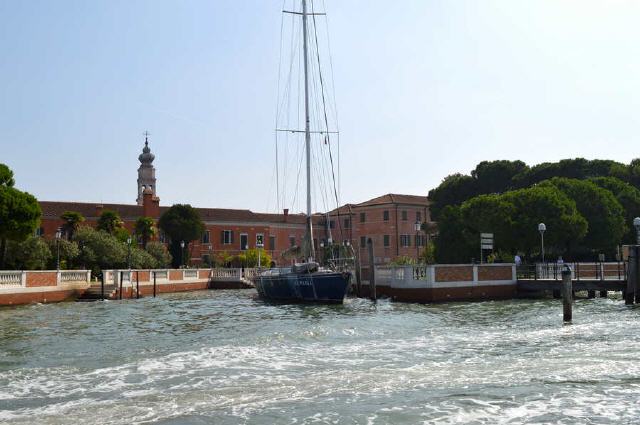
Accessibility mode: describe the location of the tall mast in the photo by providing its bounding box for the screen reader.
[302,0,315,261]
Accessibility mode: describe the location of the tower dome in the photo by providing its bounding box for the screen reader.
[138,140,155,164]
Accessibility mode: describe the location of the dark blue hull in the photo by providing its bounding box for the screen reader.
[256,271,351,304]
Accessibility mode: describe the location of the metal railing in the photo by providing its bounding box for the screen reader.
[517,262,628,281]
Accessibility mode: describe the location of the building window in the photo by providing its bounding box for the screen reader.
[35,227,44,237]
[201,231,210,244]
[360,212,366,223]
[344,218,350,229]
[360,236,367,248]
[402,210,408,221]
[383,235,390,247]
[416,211,422,222]
[415,234,426,247]
[329,220,335,229]
[269,235,276,251]
[240,233,248,250]
[383,210,389,221]
[289,236,296,247]
[221,230,233,245]
[256,233,264,247]
[400,234,411,247]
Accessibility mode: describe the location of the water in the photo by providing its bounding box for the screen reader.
[1,290,640,424]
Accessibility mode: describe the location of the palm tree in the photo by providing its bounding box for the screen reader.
[135,216,156,248]
[97,210,123,234]
[60,211,85,240]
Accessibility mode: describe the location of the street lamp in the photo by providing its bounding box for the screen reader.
[634,217,640,245]
[538,223,546,263]
[127,237,132,269]
[180,240,185,268]
[414,220,421,262]
[55,228,62,270]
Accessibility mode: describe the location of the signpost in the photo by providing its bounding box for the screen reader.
[480,233,494,264]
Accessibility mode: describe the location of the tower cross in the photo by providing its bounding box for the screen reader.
[143,130,151,143]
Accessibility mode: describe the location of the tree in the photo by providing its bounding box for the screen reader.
[4,237,51,270]
[434,205,476,263]
[541,178,626,257]
[590,176,640,244]
[0,164,41,269]
[460,194,516,253]
[74,226,127,275]
[97,210,124,235]
[158,204,205,268]
[428,173,477,220]
[134,217,156,248]
[0,164,15,187]
[501,185,587,259]
[45,238,80,269]
[471,160,528,195]
[145,241,172,268]
[60,211,85,240]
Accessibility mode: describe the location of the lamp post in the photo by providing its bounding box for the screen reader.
[414,221,421,263]
[538,223,546,263]
[180,240,185,268]
[127,237,132,269]
[634,217,640,245]
[55,228,62,270]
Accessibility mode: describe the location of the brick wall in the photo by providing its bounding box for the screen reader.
[169,270,183,281]
[477,266,513,281]
[25,272,58,287]
[435,266,473,282]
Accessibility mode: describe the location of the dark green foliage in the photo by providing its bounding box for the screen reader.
[0,164,15,187]
[135,216,156,248]
[428,174,477,220]
[471,160,528,195]
[46,238,80,269]
[145,241,172,268]
[4,237,51,270]
[0,164,41,269]
[74,226,127,274]
[434,185,588,263]
[60,211,85,240]
[590,176,640,244]
[97,210,124,234]
[158,204,205,268]
[540,178,626,257]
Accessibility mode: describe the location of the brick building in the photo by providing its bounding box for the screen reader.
[36,139,432,265]
[327,194,431,264]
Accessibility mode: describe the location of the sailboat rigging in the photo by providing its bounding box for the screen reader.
[255,0,352,303]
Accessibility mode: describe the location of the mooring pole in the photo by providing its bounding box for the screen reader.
[367,238,376,301]
[626,246,637,305]
[101,272,105,301]
[136,270,140,299]
[153,271,157,298]
[634,246,640,304]
[562,265,572,322]
[119,271,123,300]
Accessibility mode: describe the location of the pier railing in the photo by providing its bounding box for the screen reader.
[0,271,23,288]
[517,262,627,281]
[373,264,517,288]
[0,270,91,289]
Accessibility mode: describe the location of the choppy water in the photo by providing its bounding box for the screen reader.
[1,290,640,424]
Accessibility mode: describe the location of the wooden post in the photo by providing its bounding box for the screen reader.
[600,290,607,298]
[153,271,157,298]
[355,255,362,297]
[588,290,595,299]
[119,271,123,300]
[101,272,105,301]
[626,246,637,305]
[562,266,572,322]
[136,270,140,299]
[367,238,376,301]
[629,245,640,304]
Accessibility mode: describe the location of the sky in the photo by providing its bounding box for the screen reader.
[2,0,640,213]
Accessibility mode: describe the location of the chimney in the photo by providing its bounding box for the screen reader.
[95,204,103,217]
[142,187,160,218]
[283,208,289,222]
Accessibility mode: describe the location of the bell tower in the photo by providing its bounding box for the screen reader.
[136,131,157,206]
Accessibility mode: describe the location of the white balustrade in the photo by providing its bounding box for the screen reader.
[183,269,198,279]
[60,271,88,282]
[0,271,22,288]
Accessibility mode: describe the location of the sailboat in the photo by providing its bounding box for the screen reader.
[255,0,352,303]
